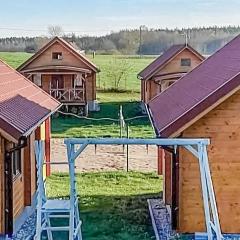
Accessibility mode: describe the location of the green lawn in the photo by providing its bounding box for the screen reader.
[45,171,162,240]
[88,55,156,92]
[52,95,154,138]
[0,52,32,69]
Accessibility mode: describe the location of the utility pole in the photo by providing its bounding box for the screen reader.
[181,31,190,46]
[139,25,145,58]
[185,32,188,46]
[139,26,142,58]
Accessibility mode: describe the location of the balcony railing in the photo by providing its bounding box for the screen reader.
[50,88,85,103]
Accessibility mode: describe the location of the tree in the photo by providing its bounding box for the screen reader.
[105,58,134,91]
[48,25,64,37]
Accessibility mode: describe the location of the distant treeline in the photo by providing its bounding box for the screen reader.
[1,26,240,55]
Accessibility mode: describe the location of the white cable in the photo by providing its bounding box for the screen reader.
[57,110,147,122]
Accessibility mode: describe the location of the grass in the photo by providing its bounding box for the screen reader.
[45,171,162,240]
[0,52,32,68]
[0,52,155,138]
[52,99,154,138]
[88,54,156,92]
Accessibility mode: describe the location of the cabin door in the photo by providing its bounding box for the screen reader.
[171,149,179,230]
[51,75,64,89]
[51,75,64,100]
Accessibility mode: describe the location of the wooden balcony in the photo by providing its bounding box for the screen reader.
[50,88,85,103]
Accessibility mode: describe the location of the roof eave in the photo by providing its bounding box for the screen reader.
[23,103,62,138]
[0,103,62,141]
[145,103,160,137]
[158,75,240,138]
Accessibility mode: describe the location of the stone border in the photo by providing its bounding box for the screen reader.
[147,198,176,239]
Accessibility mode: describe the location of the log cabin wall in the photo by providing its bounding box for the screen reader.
[42,75,51,93]
[0,136,5,233]
[178,89,240,233]
[30,132,36,200]
[156,49,202,76]
[86,74,95,102]
[9,130,37,222]
[141,80,145,102]
[92,73,96,101]
[64,75,72,89]
[147,80,160,103]
[163,150,172,205]
[23,132,36,206]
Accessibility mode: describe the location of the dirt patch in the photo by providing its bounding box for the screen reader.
[51,138,158,172]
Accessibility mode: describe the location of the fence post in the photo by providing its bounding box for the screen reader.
[126,124,129,172]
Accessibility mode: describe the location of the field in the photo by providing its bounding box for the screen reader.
[46,171,162,240]
[0,52,156,138]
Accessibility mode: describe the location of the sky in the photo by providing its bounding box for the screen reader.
[1,0,240,37]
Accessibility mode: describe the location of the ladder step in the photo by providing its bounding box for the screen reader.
[42,226,70,231]
[48,214,70,218]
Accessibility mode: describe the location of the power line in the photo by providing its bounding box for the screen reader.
[0,27,114,34]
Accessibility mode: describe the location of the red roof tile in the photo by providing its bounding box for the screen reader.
[148,35,240,137]
[138,44,204,80]
[0,60,61,139]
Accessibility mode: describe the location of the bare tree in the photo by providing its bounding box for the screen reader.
[106,58,134,91]
[35,37,49,50]
[48,25,64,37]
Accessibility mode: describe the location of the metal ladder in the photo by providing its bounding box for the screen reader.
[34,140,82,240]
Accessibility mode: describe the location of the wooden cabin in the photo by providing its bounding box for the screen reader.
[0,59,60,237]
[148,35,240,235]
[138,44,204,103]
[17,37,100,115]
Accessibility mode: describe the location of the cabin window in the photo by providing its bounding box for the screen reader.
[12,146,21,177]
[181,58,191,67]
[52,52,63,60]
[33,73,42,87]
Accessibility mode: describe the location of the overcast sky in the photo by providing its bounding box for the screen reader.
[1,0,240,37]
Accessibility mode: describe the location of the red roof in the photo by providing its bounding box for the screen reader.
[148,35,240,137]
[0,59,61,139]
[138,44,204,80]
